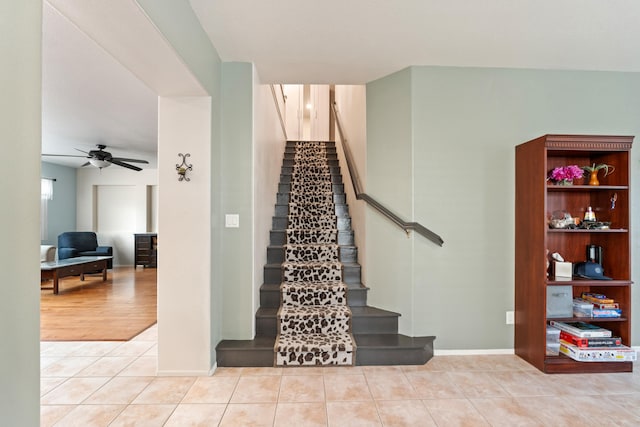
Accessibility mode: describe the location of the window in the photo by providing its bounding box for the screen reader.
[41,178,53,240]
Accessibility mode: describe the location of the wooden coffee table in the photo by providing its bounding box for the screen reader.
[41,256,113,294]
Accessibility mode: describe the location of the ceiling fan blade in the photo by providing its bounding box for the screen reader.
[74,148,90,154]
[42,154,88,158]
[111,157,149,164]
[81,162,91,167]
[110,159,142,171]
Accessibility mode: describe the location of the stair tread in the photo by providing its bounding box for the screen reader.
[354,334,435,348]
[350,306,401,317]
[216,336,275,350]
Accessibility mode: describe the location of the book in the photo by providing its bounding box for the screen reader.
[559,331,622,348]
[592,302,620,309]
[559,342,637,362]
[548,321,612,338]
[581,292,615,304]
[592,308,622,318]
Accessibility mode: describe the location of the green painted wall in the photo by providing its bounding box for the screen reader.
[220,62,255,338]
[365,69,415,333]
[41,162,77,246]
[0,2,41,425]
[367,66,640,349]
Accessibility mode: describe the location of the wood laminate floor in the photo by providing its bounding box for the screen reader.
[40,266,157,341]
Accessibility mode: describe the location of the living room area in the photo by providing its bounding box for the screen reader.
[40,159,159,342]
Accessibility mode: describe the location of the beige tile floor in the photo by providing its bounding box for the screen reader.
[41,326,640,426]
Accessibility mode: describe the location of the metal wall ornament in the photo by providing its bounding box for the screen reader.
[176,153,192,181]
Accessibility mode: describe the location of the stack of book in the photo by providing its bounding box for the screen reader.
[574,292,622,318]
[549,320,637,362]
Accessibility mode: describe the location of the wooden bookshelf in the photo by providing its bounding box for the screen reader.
[514,134,633,374]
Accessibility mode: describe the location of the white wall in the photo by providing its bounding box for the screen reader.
[334,85,367,279]
[0,2,41,425]
[76,168,158,266]
[157,96,212,374]
[253,73,287,323]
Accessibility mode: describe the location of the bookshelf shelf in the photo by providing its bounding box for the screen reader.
[515,134,633,374]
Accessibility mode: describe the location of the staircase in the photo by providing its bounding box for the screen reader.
[216,141,435,367]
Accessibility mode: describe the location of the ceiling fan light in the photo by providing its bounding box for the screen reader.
[89,158,111,169]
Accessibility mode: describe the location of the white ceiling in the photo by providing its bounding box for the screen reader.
[42,0,640,168]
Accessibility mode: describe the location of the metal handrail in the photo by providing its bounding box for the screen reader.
[331,102,444,247]
[270,84,288,140]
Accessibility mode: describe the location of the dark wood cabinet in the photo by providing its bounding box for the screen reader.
[515,134,633,374]
[134,233,157,268]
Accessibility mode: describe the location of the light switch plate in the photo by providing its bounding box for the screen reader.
[225,214,239,228]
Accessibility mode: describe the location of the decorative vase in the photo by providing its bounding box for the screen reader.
[588,170,599,186]
[558,179,573,186]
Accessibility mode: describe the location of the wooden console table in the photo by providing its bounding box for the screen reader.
[40,256,112,294]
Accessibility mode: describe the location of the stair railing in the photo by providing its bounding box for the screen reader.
[331,102,444,247]
[270,84,288,140]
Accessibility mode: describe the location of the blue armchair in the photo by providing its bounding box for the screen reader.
[58,232,113,268]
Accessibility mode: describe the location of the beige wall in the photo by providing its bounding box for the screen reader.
[253,75,287,327]
[334,85,367,279]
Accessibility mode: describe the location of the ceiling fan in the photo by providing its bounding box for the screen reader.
[42,144,149,171]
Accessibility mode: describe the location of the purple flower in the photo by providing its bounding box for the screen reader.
[549,165,584,182]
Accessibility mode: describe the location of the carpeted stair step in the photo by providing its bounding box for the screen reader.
[286,214,338,230]
[260,282,368,308]
[274,203,349,217]
[281,281,347,306]
[280,172,342,184]
[282,261,342,282]
[285,192,345,205]
[263,263,362,285]
[256,305,399,337]
[285,229,338,244]
[270,229,354,246]
[284,244,339,263]
[279,182,344,194]
[284,153,337,161]
[353,334,436,366]
[284,192,336,205]
[267,244,357,264]
[273,215,350,231]
[283,158,339,168]
[275,332,355,366]
[277,305,352,334]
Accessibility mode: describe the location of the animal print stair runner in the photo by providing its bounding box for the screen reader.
[275,141,356,366]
